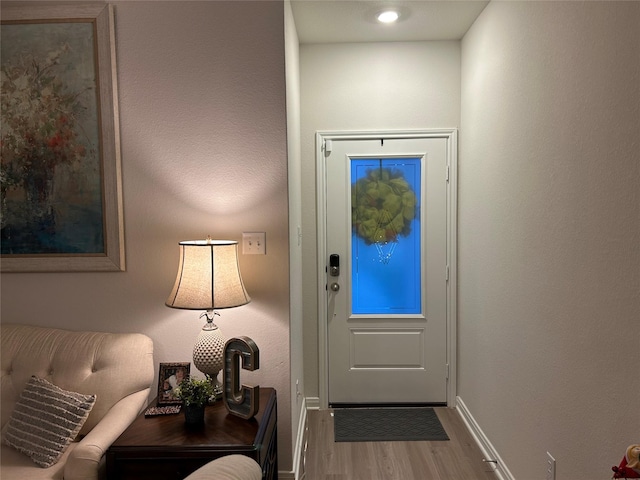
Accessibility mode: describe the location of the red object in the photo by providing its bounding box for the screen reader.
[612,455,640,479]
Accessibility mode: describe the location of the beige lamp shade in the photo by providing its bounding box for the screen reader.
[165,240,250,310]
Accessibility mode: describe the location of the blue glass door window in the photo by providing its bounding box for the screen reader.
[351,157,422,315]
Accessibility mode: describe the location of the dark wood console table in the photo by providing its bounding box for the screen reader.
[106,388,277,480]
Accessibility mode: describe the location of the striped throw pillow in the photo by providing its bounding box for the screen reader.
[4,376,96,468]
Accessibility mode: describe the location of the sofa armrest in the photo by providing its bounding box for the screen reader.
[63,389,150,480]
[183,455,262,480]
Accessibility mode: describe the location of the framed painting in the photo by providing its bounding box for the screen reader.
[157,362,191,406]
[1,4,124,272]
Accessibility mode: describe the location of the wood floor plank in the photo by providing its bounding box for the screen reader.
[304,408,498,480]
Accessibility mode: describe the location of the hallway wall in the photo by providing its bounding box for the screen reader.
[459,1,640,478]
[299,41,461,400]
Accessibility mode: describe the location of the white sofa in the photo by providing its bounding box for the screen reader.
[1,323,154,480]
[184,455,262,480]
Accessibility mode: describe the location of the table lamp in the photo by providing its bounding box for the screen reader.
[165,237,250,396]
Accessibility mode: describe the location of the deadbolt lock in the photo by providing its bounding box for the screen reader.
[329,254,340,276]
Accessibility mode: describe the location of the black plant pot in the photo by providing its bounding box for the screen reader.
[183,404,205,426]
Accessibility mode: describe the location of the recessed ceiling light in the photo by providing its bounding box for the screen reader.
[376,10,399,24]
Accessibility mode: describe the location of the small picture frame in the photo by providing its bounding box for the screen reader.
[157,362,190,406]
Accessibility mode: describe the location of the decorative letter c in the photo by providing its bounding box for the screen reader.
[223,337,260,419]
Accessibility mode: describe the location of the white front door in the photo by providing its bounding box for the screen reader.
[319,131,456,405]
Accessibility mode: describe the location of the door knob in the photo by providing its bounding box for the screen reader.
[330,283,340,292]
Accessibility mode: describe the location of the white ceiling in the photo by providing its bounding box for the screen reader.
[291,0,490,44]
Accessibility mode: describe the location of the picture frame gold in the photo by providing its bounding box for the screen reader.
[1,4,124,272]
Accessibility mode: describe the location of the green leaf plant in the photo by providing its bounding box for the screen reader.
[173,375,215,407]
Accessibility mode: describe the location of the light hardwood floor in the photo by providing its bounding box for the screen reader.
[303,408,498,480]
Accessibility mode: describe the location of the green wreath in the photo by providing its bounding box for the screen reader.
[352,167,418,245]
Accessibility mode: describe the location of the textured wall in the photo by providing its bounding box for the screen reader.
[0,1,293,470]
[459,1,640,478]
[300,41,461,399]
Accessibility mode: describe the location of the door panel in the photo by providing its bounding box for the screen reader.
[325,135,448,404]
[350,328,424,368]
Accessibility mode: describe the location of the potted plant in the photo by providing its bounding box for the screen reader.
[173,375,214,425]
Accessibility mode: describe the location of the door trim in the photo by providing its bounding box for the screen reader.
[316,129,458,408]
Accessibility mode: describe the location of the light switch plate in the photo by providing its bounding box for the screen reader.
[546,452,556,480]
[242,232,266,255]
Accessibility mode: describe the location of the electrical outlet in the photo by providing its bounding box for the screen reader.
[546,452,556,480]
[242,232,266,255]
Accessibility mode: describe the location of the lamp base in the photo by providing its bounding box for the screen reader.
[192,315,225,399]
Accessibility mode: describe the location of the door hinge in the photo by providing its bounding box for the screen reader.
[323,139,333,154]
[446,264,450,281]
[446,363,450,380]
[446,165,450,182]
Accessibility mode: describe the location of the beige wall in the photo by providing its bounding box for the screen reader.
[460,1,640,477]
[0,1,294,471]
[300,41,462,400]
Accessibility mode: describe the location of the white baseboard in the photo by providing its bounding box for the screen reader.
[290,396,308,480]
[305,396,320,410]
[456,396,515,480]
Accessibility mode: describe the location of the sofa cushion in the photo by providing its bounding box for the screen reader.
[0,442,73,480]
[183,455,262,480]
[4,376,96,468]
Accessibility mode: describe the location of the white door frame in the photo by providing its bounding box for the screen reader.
[316,129,458,408]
